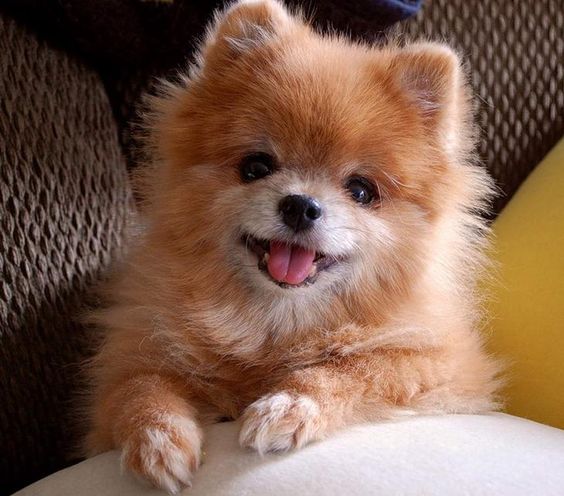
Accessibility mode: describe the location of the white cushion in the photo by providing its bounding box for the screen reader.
[14,414,564,496]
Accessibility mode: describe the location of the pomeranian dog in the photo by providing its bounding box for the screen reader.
[85,0,501,492]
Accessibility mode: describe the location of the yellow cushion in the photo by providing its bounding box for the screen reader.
[487,138,564,429]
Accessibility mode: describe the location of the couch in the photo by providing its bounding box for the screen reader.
[1,0,563,494]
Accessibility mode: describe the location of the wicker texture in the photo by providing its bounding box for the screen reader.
[0,15,131,495]
[404,0,564,212]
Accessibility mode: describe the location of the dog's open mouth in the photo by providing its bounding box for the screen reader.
[241,234,339,288]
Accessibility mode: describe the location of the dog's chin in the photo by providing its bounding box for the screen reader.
[239,232,344,290]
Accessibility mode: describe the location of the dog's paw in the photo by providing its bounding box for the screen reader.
[121,414,202,494]
[239,392,325,454]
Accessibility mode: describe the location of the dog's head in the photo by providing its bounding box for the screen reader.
[143,0,489,305]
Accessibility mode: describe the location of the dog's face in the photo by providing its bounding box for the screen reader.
[147,0,478,303]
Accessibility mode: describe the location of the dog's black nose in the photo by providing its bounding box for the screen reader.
[279,194,322,232]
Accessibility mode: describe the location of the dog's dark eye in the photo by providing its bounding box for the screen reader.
[240,153,275,182]
[345,176,378,205]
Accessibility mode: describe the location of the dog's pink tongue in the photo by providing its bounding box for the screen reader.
[268,241,316,285]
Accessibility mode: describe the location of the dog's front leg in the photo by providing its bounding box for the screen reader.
[238,358,371,454]
[239,345,499,454]
[87,373,202,493]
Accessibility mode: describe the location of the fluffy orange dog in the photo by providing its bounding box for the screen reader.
[85,0,501,492]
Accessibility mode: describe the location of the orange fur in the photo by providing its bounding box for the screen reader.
[84,1,502,492]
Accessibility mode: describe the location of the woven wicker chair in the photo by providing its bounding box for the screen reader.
[1,1,562,493]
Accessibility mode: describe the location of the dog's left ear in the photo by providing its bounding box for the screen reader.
[200,0,296,72]
[390,43,468,138]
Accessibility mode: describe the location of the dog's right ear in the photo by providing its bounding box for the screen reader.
[199,0,296,72]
